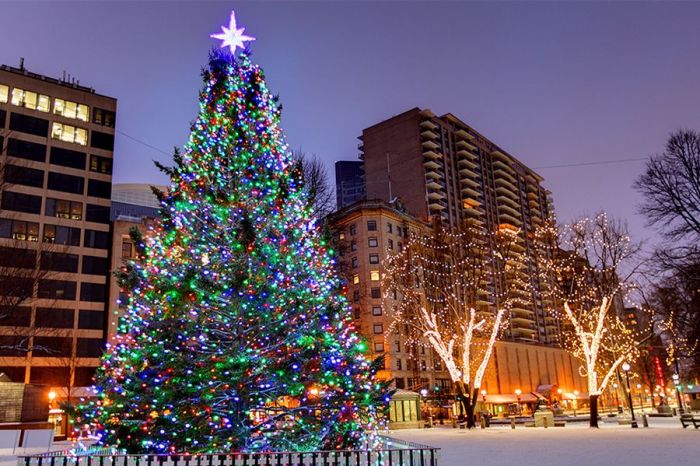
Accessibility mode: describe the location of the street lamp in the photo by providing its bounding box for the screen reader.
[622,362,638,428]
[515,389,522,416]
[672,373,684,414]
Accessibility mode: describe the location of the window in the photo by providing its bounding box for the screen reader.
[351,256,358,268]
[0,84,8,103]
[0,306,31,327]
[38,279,77,300]
[78,310,104,330]
[352,274,360,285]
[349,224,356,236]
[421,360,427,371]
[50,147,86,170]
[367,220,377,231]
[372,306,382,316]
[398,242,403,252]
[7,138,46,162]
[352,290,360,302]
[396,359,402,370]
[370,270,380,281]
[84,229,110,249]
[354,308,360,319]
[387,223,393,234]
[1,191,42,214]
[0,110,5,128]
[53,98,89,121]
[47,172,84,194]
[373,323,383,334]
[368,237,378,247]
[45,198,83,220]
[395,378,405,389]
[40,252,79,273]
[11,88,50,112]
[92,107,116,127]
[80,282,106,302]
[4,164,44,188]
[397,227,402,237]
[91,131,114,151]
[9,113,49,137]
[82,255,108,275]
[0,219,39,242]
[388,239,393,250]
[90,155,112,174]
[374,342,384,352]
[350,240,357,252]
[33,337,72,357]
[87,179,111,199]
[77,338,104,357]
[394,340,401,352]
[121,241,133,258]
[85,204,110,223]
[43,224,81,246]
[403,227,408,237]
[370,287,381,299]
[35,308,74,329]
[0,247,36,268]
[369,253,379,264]
[51,122,87,146]
[29,367,70,385]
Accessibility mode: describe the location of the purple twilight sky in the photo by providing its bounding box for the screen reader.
[2,1,699,251]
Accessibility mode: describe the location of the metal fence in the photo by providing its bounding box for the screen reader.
[17,437,439,466]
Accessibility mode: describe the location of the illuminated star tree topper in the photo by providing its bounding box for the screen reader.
[210,10,255,53]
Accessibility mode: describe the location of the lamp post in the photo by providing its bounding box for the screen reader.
[622,362,638,428]
[515,389,522,416]
[672,373,684,414]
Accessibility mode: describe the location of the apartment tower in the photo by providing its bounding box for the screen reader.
[0,63,116,392]
[359,108,558,345]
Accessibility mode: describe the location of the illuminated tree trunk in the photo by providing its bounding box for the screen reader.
[589,394,599,428]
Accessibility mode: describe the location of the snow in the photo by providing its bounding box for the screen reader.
[390,416,700,466]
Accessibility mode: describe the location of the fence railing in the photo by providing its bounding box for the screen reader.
[17,437,439,466]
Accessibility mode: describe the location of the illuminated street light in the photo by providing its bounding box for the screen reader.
[622,363,638,428]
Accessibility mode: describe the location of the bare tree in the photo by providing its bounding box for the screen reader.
[291,150,335,219]
[635,129,700,242]
[384,220,529,428]
[535,213,648,427]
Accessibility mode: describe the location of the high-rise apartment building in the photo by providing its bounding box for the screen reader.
[0,63,116,392]
[334,161,365,209]
[359,108,558,345]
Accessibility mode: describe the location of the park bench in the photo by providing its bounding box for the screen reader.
[680,414,700,429]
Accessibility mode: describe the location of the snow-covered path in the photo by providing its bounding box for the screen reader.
[390,417,700,466]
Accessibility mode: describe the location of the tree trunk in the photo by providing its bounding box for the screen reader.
[590,394,599,428]
[465,388,479,429]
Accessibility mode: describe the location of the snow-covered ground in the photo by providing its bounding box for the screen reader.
[391,416,700,466]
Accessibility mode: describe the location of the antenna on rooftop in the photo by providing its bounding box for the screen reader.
[19,57,25,71]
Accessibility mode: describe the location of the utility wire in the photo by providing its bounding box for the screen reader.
[533,157,648,170]
[116,129,171,156]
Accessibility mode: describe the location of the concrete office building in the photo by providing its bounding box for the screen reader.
[0,63,116,393]
[359,108,558,345]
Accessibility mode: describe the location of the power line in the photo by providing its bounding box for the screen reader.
[533,157,648,170]
[116,129,171,156]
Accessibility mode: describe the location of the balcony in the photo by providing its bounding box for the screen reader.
[457,148,478,160]
[499,212,522,226]
[425,169,442,180]
[455,128,473,139]
[497,194,520,210]
[461,185,480,198]
[496,185,519,202]
[426,179,441,190]
[456,139,476,151]
[423,149,440,160]
[420,119,438,130]
[461,176,479,189]
[491,150,512,163]
[422,139,439,151]
[424,159,440,170]
[427,189,446,201]
[494,168,517,186]
[458,157,478,170]
[493,159,515,174]
[428,201,446,212]
[421,129,438,140]
[498,203,521,218]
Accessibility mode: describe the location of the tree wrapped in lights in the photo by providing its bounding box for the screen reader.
[384,220,529,428]
[534,213,646,428]
[81,27,386,453]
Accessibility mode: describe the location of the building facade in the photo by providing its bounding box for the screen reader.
[327,200,586,408]
[359,108,558,345]
[0,63,116,391]
[334,160,365,209]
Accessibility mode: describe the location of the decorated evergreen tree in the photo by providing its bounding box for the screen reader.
[82,11,386,453]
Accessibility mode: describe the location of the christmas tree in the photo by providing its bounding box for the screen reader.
[82,11,386,453]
